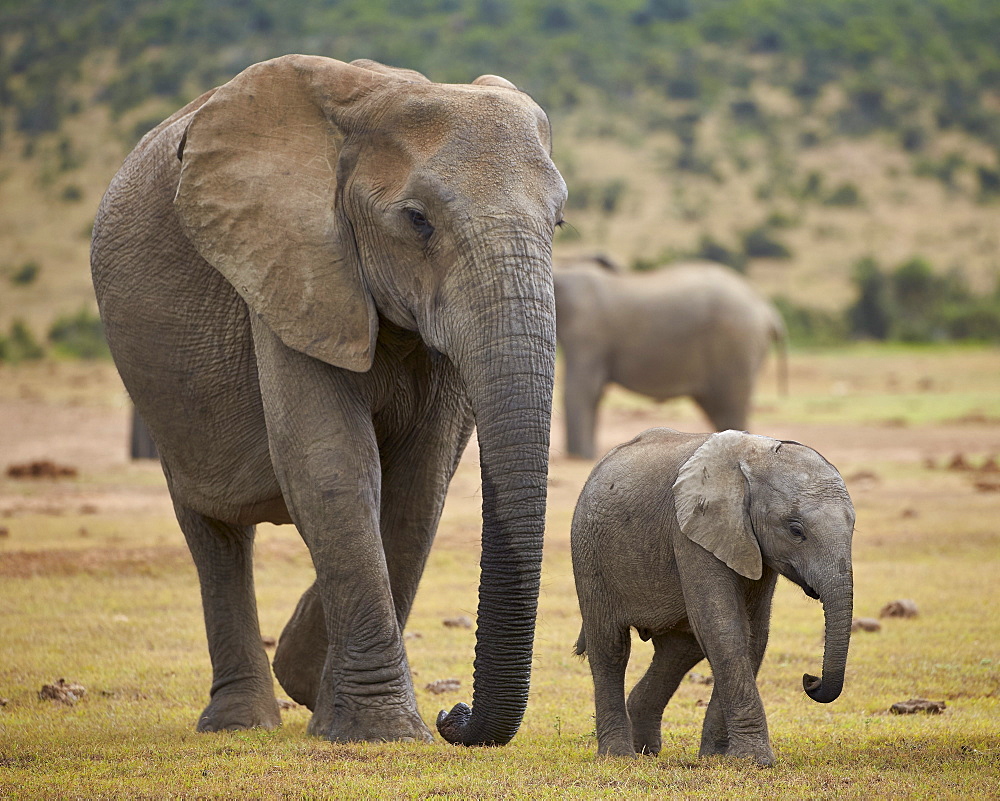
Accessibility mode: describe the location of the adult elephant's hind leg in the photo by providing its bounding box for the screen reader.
[174,502,280,731]
[273,582,326,709]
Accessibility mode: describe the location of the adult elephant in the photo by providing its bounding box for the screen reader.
[554,261,787,459]
[91,55,566,747]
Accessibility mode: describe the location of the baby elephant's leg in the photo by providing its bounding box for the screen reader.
[586,622,634,757]
[627,631,703,755]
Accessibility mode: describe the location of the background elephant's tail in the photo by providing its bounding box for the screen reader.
[574,627,587,657]
[770,307,789,397]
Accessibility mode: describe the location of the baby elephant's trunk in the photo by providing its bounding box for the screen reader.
[803,574,853,703]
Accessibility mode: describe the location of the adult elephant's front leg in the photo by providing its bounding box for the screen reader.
[274,373,473,713]
[253,318,430,743]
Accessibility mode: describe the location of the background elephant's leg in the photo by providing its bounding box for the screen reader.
[586,622,634,757]
[626,631,704,755]
[692,379,751,433]
[562,354,606,459]
[173,503,280,732]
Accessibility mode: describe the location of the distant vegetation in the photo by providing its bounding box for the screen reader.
[2,0,999,355]
[3,0,998,149]
[0,308,109,363]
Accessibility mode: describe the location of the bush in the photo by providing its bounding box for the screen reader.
[741,226,792,259]
[845,255,1000,343]
[771,296,847,346]
[0,320,45,362]
[823,182,863,207]
[690,234,747,272]
[10,261,40,286]
[47,307,110,359]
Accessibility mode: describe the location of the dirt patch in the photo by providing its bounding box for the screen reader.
[0,545,192,578]
[6,460,78,479]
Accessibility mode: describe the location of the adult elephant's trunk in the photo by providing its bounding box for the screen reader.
[432,233,556,747]
[803,573,853,703]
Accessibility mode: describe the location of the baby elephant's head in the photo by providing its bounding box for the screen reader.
[674,430,855,704]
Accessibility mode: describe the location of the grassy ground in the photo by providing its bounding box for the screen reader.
[1,345,999,798]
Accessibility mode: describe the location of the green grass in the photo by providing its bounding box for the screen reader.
[2,346,999,797]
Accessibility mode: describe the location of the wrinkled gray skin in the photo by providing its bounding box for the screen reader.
[572,428,854,765]
[554,262,787,459]
[91,55,566,747]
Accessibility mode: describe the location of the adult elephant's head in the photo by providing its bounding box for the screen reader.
[173,55,566,746]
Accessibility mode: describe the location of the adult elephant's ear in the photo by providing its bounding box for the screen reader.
[673,430,776,580]
[175,54,390,372]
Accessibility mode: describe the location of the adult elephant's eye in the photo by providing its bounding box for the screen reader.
[789,521,806,542]
[405,208,434,239]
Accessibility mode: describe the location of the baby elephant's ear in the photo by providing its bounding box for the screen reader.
[673,430,771,580]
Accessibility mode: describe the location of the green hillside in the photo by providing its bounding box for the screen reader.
[2,0,999,347]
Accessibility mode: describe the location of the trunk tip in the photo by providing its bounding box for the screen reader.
[436,702,516,747]
[803,672,842,703]
[436,702,473,745]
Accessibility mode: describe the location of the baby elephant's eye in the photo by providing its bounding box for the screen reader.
[789,521,806,542]
[405,208,434,239]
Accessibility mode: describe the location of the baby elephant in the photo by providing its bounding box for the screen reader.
[572,428,855,765]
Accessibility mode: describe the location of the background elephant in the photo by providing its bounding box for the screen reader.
[572,428,854,765]
[90,54,566,747]
[554,261,788,459]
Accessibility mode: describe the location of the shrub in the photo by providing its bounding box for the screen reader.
[47,307,110,359]
[771,296,847,346]
[691,234,747,272]
[846,256,891,340]
[977,166,1000,200]
[741,226,792,259]
[0,320,45,362]
[10,261,40,286]
[823,182,863,207]
[60,185,83,202]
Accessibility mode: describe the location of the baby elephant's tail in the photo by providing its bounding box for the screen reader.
[574,627,587,657]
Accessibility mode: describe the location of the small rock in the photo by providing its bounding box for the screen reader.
[425,678,461,695]
[260,635,277,648]
[687,672,714,685]
[880,599,919,618]
[947,453,971,471]
[890,698,945,715]
[695,698,710,708]
[443,615,473,629]
[39,679,86,705]
[851,617,882,633]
